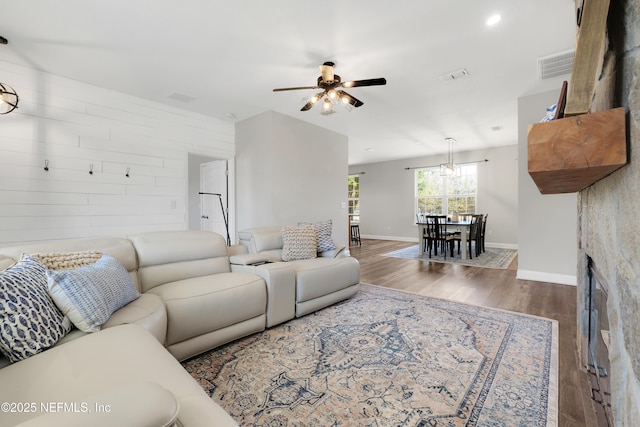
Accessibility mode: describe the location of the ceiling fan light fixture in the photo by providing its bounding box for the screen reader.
[322,98,332,111]
[0,83,19,115]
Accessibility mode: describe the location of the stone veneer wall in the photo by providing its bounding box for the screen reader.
[577,0,640,424]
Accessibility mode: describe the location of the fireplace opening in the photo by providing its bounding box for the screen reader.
[586,255,613,426]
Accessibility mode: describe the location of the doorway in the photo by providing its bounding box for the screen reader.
[200,160,229,244]
[187,154,235,244]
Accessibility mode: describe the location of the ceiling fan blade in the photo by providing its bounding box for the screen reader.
[301,100,315,111]
[341,78,387,88]
[273,85,320,92]
[337,90,364,108]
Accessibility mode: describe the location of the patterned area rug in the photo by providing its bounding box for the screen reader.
[384,245,518,269]
[183,284,558,426]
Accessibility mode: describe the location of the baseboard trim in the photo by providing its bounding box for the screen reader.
[361,234,417,242]
[517,269,577,286]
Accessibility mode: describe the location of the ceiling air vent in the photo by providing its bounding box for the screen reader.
[167,92,196,103]
[538,50,574,80]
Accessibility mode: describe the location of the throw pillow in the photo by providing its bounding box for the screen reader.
[298,220,337,253]
[47,254,140,333]
[0,256,72,363]
[33,250,103,270]
[281,225,318,262]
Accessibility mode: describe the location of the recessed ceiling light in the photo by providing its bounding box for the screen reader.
[365,148,374,152]
[491,125,503,132]
[486,14,501,26]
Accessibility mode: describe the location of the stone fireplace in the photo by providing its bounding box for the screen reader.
[576,1,640,425]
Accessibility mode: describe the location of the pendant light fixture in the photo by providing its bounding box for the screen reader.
[0,83,19,115]
[0,36,19,115]
[440,137,461,177]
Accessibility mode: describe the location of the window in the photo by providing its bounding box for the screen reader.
[348,175,360,223]
[415,164,477,215]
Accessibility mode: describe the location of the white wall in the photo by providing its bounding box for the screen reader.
[348,144,519,247]
[235,111,349,247]
[517,89,577,285]
[0,60,234,246]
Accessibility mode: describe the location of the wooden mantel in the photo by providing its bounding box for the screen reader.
[528,107,627,194]
[527,0,628,194]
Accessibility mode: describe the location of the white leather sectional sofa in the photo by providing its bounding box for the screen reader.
[0,229,360,426]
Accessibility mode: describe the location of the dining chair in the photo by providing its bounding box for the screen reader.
[423,215,454,259]
[451,214,482,258]
[480,214,488,253]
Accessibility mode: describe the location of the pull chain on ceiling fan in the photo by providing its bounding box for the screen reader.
[273,61,386,113]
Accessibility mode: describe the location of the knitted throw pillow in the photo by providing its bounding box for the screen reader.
[281,225,318,262]
[298,220,337,253]
[32,250,103,270]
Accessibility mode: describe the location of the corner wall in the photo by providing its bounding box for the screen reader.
[0,60,234,246]
[517,90,578,285]
[235,111,349,247]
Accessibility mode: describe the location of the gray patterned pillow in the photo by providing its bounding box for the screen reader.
[0,256,72,363]
[297,220,337,252]
[46,254,140,333]
[281,225,318,261]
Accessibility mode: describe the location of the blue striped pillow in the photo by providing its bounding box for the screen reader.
[47,254,139,333]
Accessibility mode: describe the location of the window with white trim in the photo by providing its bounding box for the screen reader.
[415,164,477,216]
[348,174,360,223]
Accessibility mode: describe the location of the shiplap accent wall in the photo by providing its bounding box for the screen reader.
[0,60,234,246]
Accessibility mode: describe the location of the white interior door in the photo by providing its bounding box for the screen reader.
[200,160,229,243]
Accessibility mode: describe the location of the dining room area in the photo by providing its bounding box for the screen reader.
[371,211,518,271]
[416,213,487,261]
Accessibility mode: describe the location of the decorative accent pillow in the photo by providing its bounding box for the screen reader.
[298,220,337,253]
[0,256,72,363]
[47,254,140,333]
[281,225,318,262]
[33,250,103,270]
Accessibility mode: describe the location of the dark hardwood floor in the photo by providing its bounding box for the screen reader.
[348,238,599,427]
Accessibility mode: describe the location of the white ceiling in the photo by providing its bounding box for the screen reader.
[1,0,577,165]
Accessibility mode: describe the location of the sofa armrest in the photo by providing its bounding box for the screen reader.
[15,381,179,427]
[230,261,296,327]
[229,253,272,266]
[254,263,297,327]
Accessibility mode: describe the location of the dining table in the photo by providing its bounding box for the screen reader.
[416,219,473,260]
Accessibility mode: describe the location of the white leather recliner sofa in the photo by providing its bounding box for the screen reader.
[233,226,360,319]
[0,229,359,426]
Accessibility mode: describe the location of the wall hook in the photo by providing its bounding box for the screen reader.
[89,164,94,175]
[44,160,49,171]
[125,167,130,178]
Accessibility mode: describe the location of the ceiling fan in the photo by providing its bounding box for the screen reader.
[273,61,387,113]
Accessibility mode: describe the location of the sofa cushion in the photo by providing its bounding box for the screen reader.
[0,324,238,426]
[298,220,337,252]
[147,272,267,348]
[47,254,140,333]
[0,256,72,363]
[281,225,318,261]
